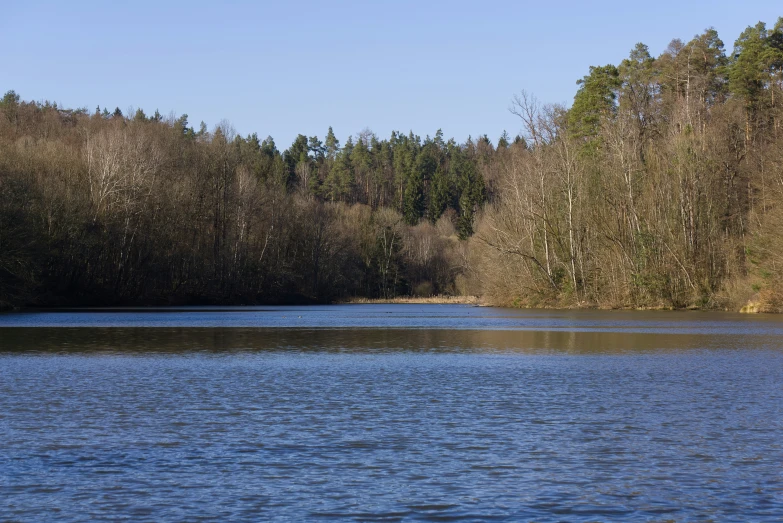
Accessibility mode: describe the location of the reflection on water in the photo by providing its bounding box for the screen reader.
[3,303,783,334]
[1,305,782,521]
[0,326,778,354]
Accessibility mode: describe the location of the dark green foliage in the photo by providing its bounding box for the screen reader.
[1,90,20,108]
[427,166,450,223]
[730,23,770,107]
[568,64,621,140]
[729,21,783,112]
[324,136,354,201]
[174,113,196,139]
[452,149,486,239]
[325,126,340,160]
[403,168,425,225]
[403,145,437,225]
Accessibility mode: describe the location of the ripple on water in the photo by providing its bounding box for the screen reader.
[1,308,782,521]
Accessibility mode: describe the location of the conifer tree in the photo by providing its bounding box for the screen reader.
[568,65,621,141]
[498,130,510,149]
[325,126,340,160]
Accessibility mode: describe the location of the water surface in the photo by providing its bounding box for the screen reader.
[1,305,782,521]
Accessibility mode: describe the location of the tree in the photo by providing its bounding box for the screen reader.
[0,90,20,108]
[453,151,485,239]
[568,64,621,141]
[498,131,510,149]
[174,114,195,139]
[0,90,21,126]
[284,134,310,190]
[618,43,657,151]
[325,136,354,201]
[325,126,340,160]
[730,23,770,108]
[403,162,425,225]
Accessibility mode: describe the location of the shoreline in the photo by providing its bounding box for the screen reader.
[2,295,776,313]
[337,296,482,305]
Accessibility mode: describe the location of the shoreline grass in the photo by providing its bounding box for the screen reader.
[339,295,481,305]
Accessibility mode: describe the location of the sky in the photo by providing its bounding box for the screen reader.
[3,1,781,148]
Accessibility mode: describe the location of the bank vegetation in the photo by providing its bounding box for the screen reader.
[2,18,782,311]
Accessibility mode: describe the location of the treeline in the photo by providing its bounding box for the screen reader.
[2,17,783,311]
[471,18,783,311]
[0,92,487,307]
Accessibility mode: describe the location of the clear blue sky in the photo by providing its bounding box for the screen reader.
[3,1,781,148]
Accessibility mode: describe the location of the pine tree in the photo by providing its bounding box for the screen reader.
[730,22,783,114]
[325,137,354,201]
[568,64,621,140]
[283,134,309,190]
[498,130,510,149]
[325,126,340,160]
[434,128,445,148]
[403,153,430,225]
[427,166,450,222]
[453,151,486,239]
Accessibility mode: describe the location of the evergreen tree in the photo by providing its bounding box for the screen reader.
[175,114,195,139]
[325,137,354,201]
[308,136,325,161]
[325,126,340,160]
[568,64,621,140]
[352,137,372,202]
[407,144,437,224]
[498,130,510,149]
[434,128,445,148]
[403,149,435,225]
[261,136,278,158]
[283,134,309,190]
[449,148,486,239]
[427,166,450,222]
[730,23,769,109]
[0,91,20,125]
[730,21,783,114]
[391,133,415,212]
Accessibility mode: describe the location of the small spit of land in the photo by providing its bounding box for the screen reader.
[340,295,481,305]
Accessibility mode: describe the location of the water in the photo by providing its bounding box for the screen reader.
[1,305,782,521]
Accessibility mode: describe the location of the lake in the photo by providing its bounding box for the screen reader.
[1,305,782,521]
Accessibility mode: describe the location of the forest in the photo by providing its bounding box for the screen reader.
[1,17,782,311]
